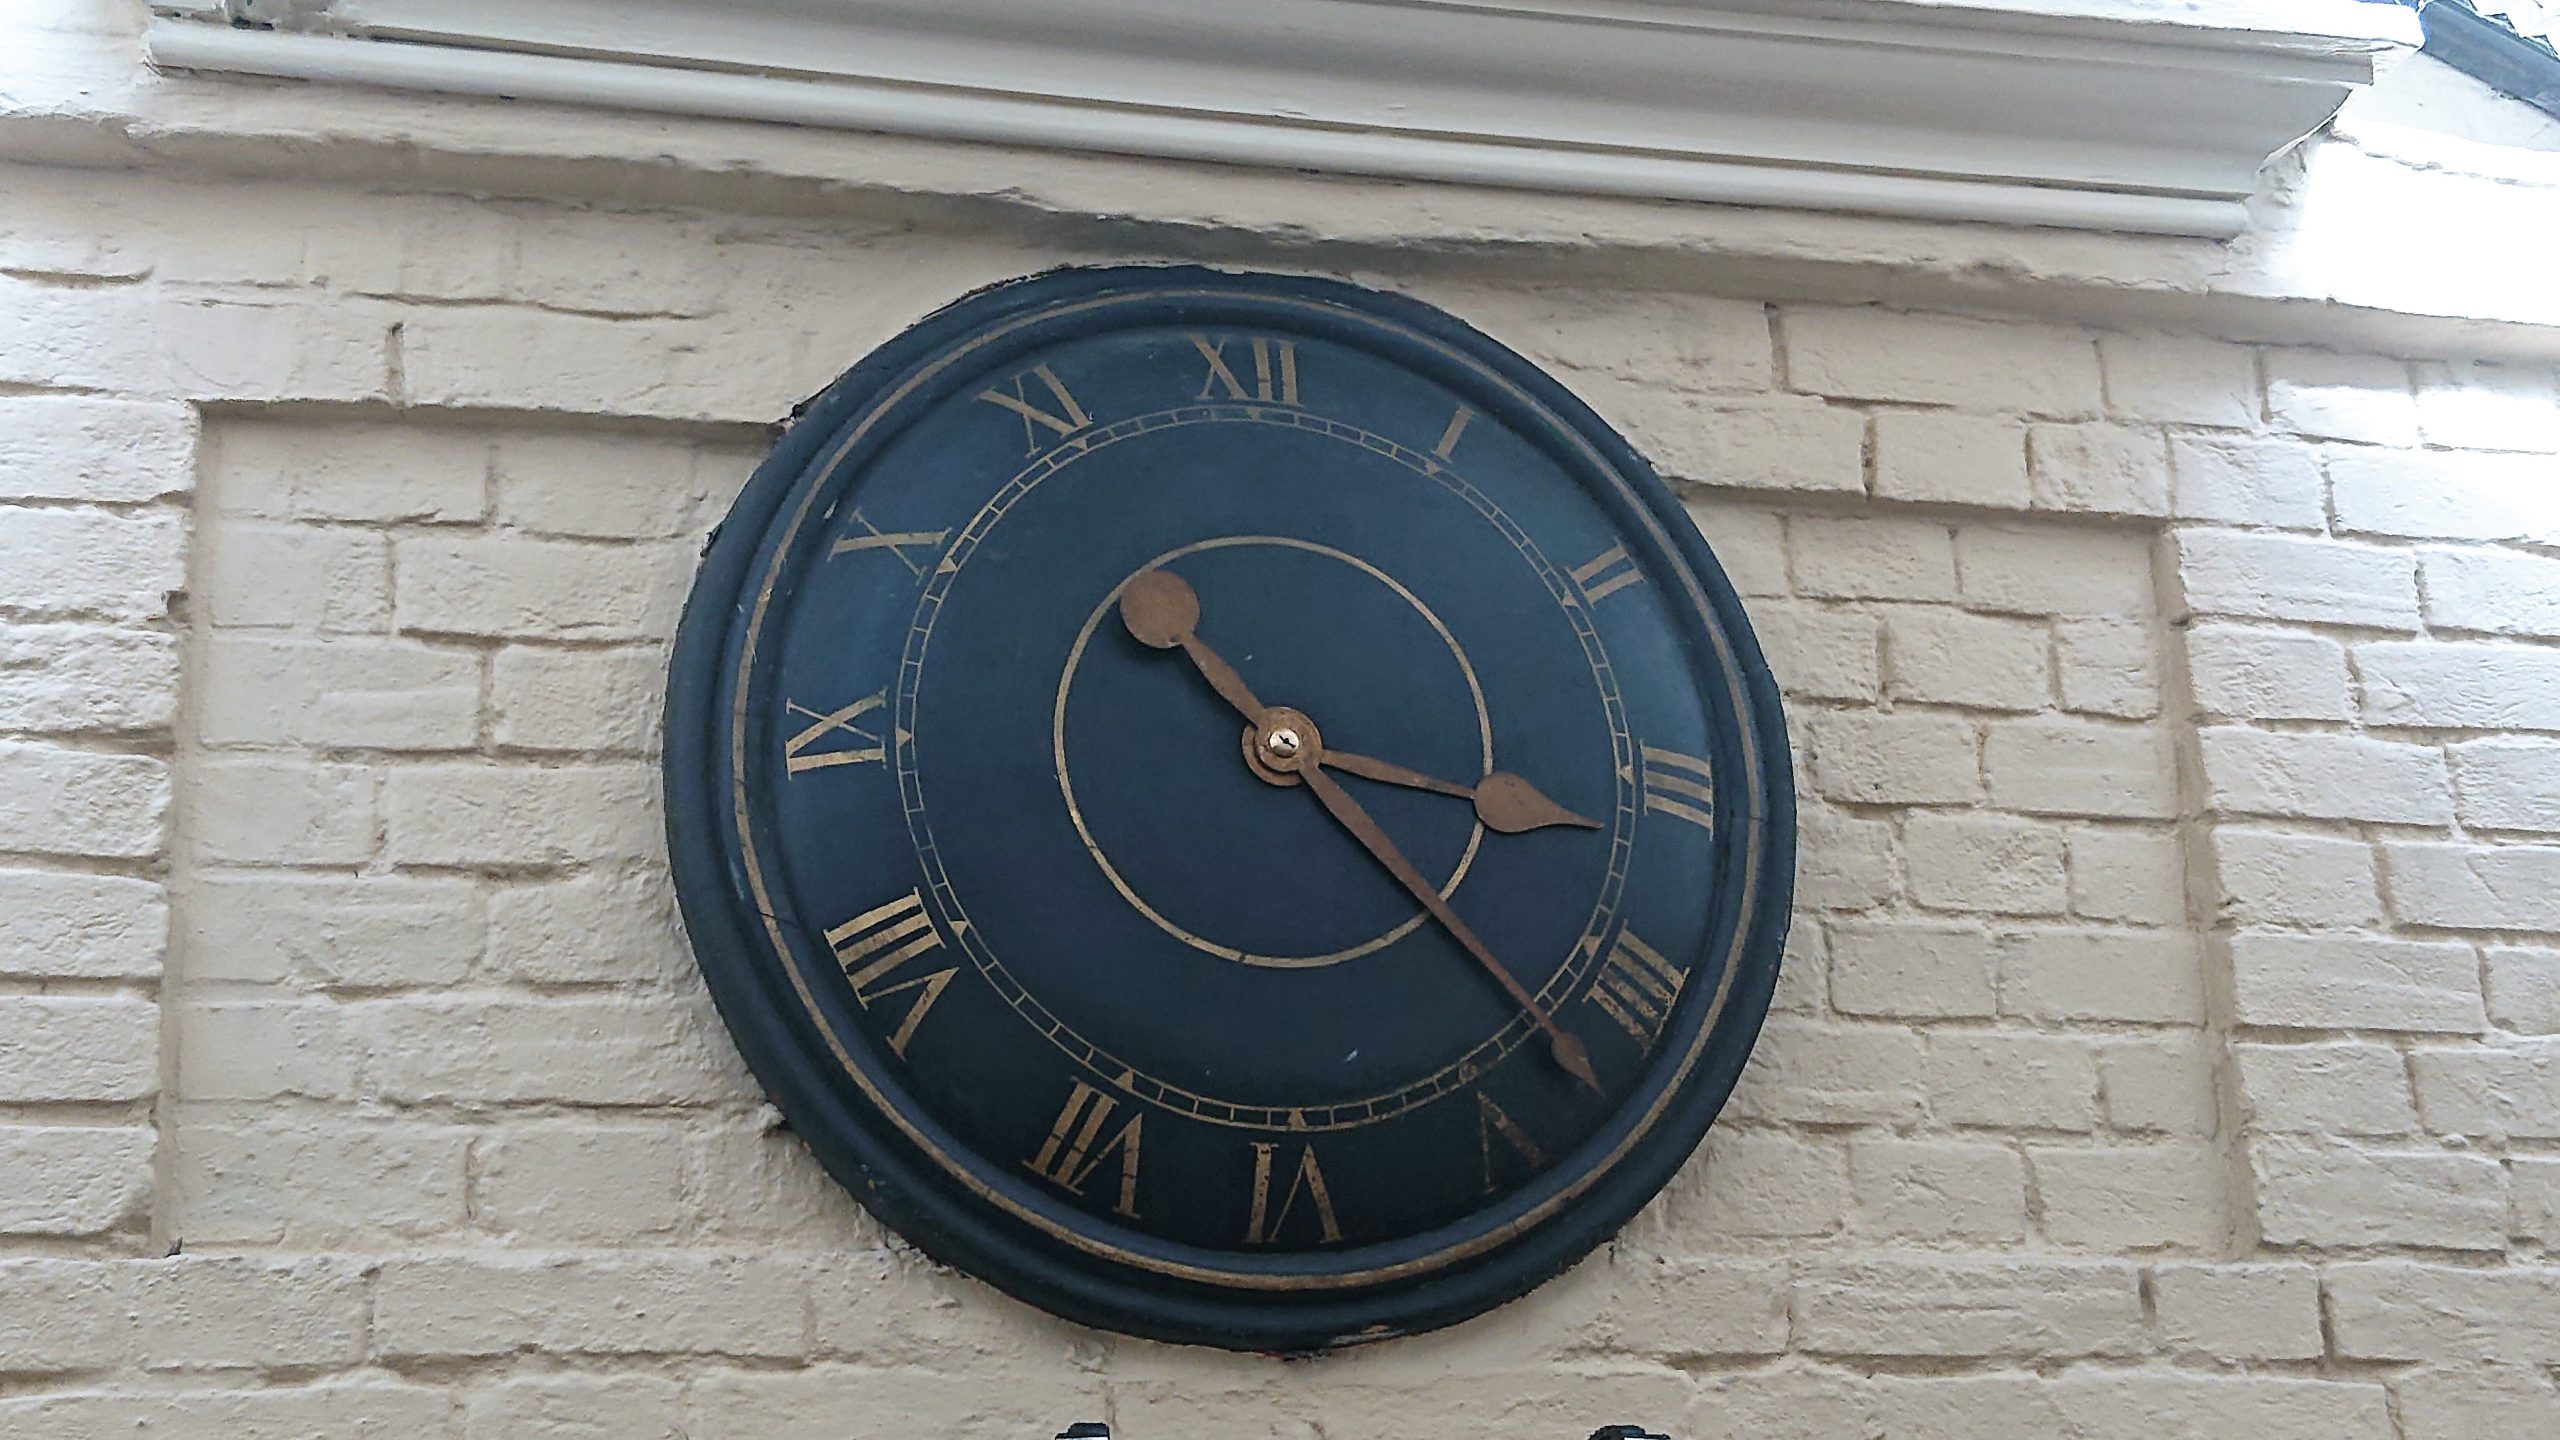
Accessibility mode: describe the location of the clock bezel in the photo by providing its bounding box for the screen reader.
[663,265,1795,1351]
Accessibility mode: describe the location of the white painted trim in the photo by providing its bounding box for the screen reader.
[144,0,2414,237]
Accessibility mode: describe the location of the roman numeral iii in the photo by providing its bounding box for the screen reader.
[782,691,887,775]
[1588,929,1686,1052]
[1191,334,1300,406]
[825,890,955,1058]
[1025,1081,1145,1218]
[1641,744,1714,832]
[977,363,1093,451]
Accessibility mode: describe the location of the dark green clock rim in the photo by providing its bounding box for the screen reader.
[663,265,1796,1351]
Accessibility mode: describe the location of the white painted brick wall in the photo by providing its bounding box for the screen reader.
[6,133,2560,1432]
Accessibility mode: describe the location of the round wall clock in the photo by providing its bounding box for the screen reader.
[664,266,1794,1351]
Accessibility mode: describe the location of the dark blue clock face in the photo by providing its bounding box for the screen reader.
[664,268,1793,1351]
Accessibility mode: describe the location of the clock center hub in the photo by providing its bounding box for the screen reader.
[1244,707,1321,786]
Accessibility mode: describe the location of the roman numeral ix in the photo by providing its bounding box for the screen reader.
[825,891,955,1058]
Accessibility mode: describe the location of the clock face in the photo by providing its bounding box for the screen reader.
[664,267,1793,1350]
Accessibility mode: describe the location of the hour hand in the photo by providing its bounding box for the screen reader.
[1319,748,1600,834]
[1119,568,1264,724]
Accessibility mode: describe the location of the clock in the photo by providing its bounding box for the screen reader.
[663,266,1794,1351]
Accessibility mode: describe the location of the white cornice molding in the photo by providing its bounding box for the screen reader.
[142,0,2413,238]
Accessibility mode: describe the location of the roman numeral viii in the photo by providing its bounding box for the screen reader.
[1025,1080,1144,1218]
[977,363,1093,452]
[825,891,955,1058]
[1191,334,1299,406]
[1588,928,1686,1052]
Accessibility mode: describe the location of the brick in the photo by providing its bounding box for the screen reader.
[0,1126,151,1236]
[2263,348,2416,444]
[0,871,164,980]
[0,1260,128,1374]
[2029,422,2170,516]
[2185,624,2352,721]
[2254,1144,2504,1250]
[0,741,166,859]
[489,645,662,754]
[2099,332,2259,428]
[185,758,373,865]
[2414,358,2560,451]
[1772,921,1826,1014]
[2331,446,2560,543]
[2328,1262,2560,1361]
[1451,285,1775,395]
[1906,813,2066,915]
[0,396,194,501]
[2518,1157,2560,1244]
[2199,728,2451,825]
[2423,545,2560,638]
[476,1122,687,1242]
[2360,639,2560,730]
[396,534,686,640]
[2230,930,2482,1032]
[0,1381,459,1438]
[197,522,391,633]
[1762,604,1883,703]
[2000,927,2202,1024]
[2054,618,2157,719]
[1681,499,1787,596]
[0,507,183,622]
[1983,718,2178,820]
[2175,529,2419,629]
[1799,804,1898,910]
[1782,307,2103,415]
[169,1122,467,1245]
[377,1253,809,1359]
[192,873,481,987]
[2099,1033,2217,1134]
[2451,737,2560,831]
[175,1002,359,1101]
[1956,524,2156,617]
[1725,1019,1925,1125]
[486,869,691,986]
[2031,1143,2224,1249]
[2398,1363,2560,1440]
[2387,842,2560,930]
[129,1256,368,1370]
[384,762,656,867]
[151,295,391,403]
[2236,1042,2415,1134]
[1790,515,1956,601]
[509,214,725,318]
[2050,1371,2392,1440]
[2489,946,2560,1034]
[1675,1130,1848,1239]
[364,996,742,1106]
[2210,827,2380,927]
[0,998,155,1103]
[1585,1256,1790,1359]
[198,636,479,750]
[2066,825,2185,925]
[1809,711,1979,805]
[1795,1257,2140,1357]
[0,278,153,392]
[2413,1043,2560,1139]
[402,307,769,423]
[1849,1138,2026,1241]
[1639,397,1867,494]
[1872,410,2028,507]
[690,1368,1103,1437]
[686,1117,876,1245]
[1922,1030,2100,1131]
[2155,1265,2323,1360]
[0,624,179,734]
[2169,432,2326,528]
[1885,608,2049,710]
[464,1373,688,1440]
[492,430,730,539]
[1827,918,1994,1018]
[1861,1375,2057,1440]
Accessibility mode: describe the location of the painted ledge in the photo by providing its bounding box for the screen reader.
[145,0,2416,238]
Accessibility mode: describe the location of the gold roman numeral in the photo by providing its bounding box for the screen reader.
[1476,1093,1550,1196]
[1588,929,1685,1052]
[1432,405,1476,460]
[1640,744,1714,832]
[1243,1141,1342,1245]
[1191,334,1300,406]
[783,691,887,774]
[830,508,949,578]
[1024,1080,1144,1218]
[1570,545,1644,604]
[977,363,1093,451]
[825,890,955,1057]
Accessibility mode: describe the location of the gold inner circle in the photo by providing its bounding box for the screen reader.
[1052,537,1494,970]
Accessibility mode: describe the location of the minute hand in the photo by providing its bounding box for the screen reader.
[1297,759,1604,1094]
[1319,749,1600,834]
